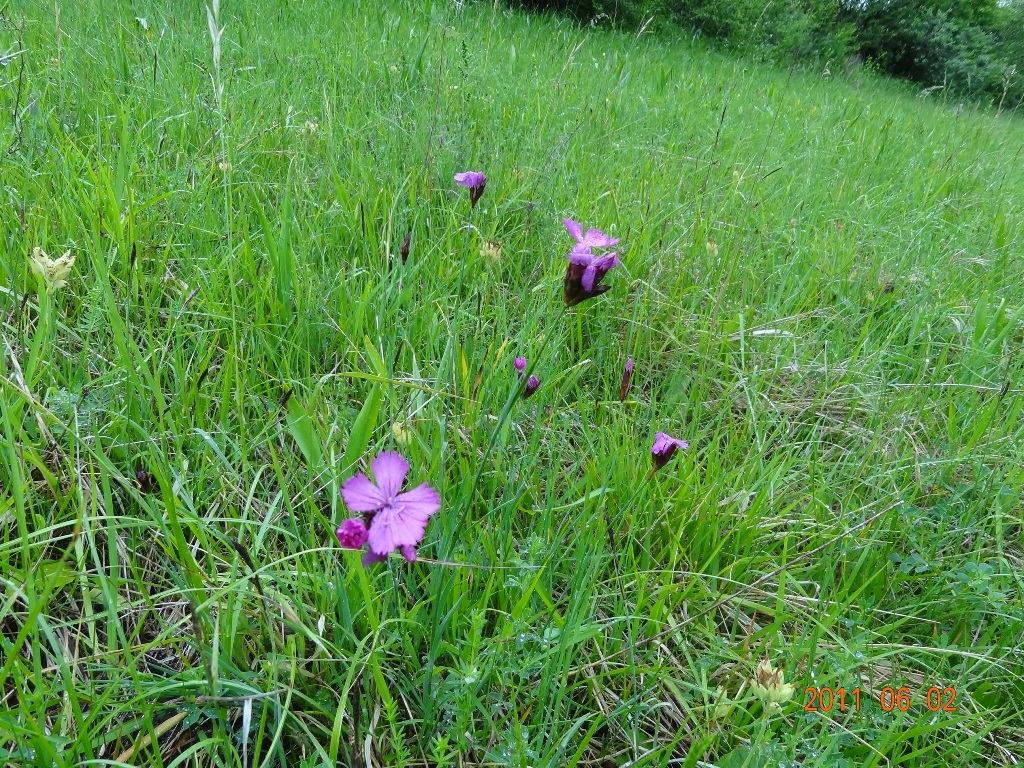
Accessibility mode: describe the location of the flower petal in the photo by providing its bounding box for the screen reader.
[652,432,689,455]
[594,252,620,271]
[362,548,388,566]
[366,504,431,554]
[340,474,385,512]
[581,264,598,293]
[562,218,583,242]
[568,250,595,266]
[651,432,673,454]
[454,171,485,188]
[400,544,417,563]
[366,511,399,555]
[395,483,441,521]
[371,451,409,498]
[584,229,619,248]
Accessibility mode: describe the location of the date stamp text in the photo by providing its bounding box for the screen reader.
[803,686,957,713]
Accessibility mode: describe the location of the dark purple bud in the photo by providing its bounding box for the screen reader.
[514,357,527,373]
[135,465,157,494]
[400,232,410,264]
[523,374,540,399]
[335,518,369,549]
[620,357,633,401]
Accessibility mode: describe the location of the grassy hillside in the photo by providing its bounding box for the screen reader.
[2,1,1023,766]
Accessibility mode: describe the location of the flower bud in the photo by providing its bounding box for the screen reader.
[335,518,369,549]
[750,659,795,706]
[523,374,540,399]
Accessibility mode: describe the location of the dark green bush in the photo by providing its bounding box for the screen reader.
[848,1,1006,96]
[993,2,1024,109]
[903,8,1001,95]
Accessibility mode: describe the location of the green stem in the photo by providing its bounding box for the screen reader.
[25,287,53,387]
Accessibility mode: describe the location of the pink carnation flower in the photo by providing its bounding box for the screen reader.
[454,171,487,207]
[651,432,689,470]
[340,451,440,565]
[562,218,619,254]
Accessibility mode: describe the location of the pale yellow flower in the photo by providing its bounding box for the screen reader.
[392,419,412,448]
[480,241,503,272]
[750,659,795,707]
[29,247,75,293]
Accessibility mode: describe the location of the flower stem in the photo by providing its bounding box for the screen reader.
[25,288,54,387]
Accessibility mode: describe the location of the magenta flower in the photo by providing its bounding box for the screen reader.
[563,218,619,254]
[340,451,440,565]
[651,432,689,470]
[335,518,369,549]
[514,357,527,373]
[524,374,541,399]
[563,250,620,306]
[620,357,634,401]
[454,171,487,207]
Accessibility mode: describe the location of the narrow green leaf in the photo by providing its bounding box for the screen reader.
[342,384,381,475]
[286,395,324,473]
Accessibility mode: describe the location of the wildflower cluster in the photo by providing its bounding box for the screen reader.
[334,171,690,567]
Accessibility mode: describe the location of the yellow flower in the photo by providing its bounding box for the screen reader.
[750,659,795,706]
[392,419,412,448]
[29,247,76,293]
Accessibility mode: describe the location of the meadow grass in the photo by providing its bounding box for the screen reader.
[2,0,1024,765]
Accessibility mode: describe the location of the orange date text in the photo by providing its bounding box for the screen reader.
[803,686,957,713]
